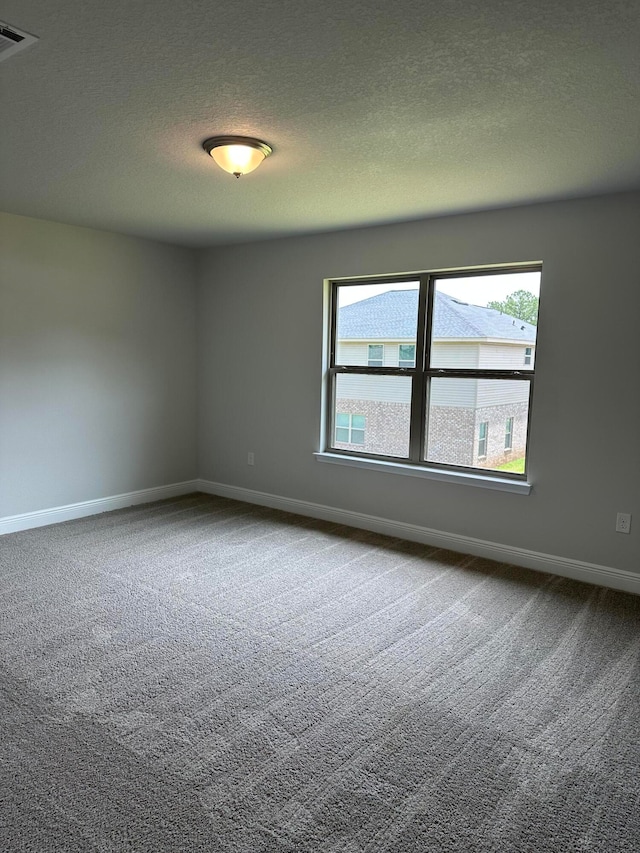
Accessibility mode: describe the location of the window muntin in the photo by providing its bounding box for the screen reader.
[327,267,540,480]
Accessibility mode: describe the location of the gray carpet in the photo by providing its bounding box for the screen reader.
[1,493,639,852]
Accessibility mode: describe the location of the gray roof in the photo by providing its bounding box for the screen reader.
[338,289,536,342]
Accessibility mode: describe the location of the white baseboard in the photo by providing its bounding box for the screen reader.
[197,479,640,596]
[0,480,199,536]
[2,478,636,597]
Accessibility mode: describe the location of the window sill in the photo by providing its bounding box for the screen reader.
[314,452,531,495]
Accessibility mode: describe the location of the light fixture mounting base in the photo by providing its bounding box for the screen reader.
[202,136,273,159]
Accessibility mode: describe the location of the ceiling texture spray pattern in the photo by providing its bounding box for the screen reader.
[1,0,639,245]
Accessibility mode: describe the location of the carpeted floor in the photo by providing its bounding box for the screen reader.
[1,493,639,852]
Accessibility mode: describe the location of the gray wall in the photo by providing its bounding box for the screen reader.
[0,213,198,516]
[197,192,640,574]
[3,195,638,574]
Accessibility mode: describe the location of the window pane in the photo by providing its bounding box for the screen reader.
[505,417,514,450]
[430,272,540,370]
[351,414,365,429]
[335,427,349,442]
[478,422,488,458]
[425,378,530,473]
[336,412,349,427]
[399,344,415,361]
[334,373,412,457]
[368,344,384,367]
[335,281,419,366]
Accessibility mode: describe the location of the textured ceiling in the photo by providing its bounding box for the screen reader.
[1,0,639,246]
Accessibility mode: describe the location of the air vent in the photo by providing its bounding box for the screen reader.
[0,22,38,61]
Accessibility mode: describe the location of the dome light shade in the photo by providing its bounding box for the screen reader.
[202,136,273,178]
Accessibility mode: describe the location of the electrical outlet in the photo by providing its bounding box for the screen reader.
[616,512,631,534]
[247,452,255,466]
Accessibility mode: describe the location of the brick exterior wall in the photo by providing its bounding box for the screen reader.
[426,406,476,467]
[333,398,529,468]
[473,402,529,468]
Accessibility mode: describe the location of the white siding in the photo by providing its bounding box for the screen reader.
[338,375,529,409]
[337,340,412,367]
[476,378,530,408]
[429,377,478,408]
[337,373,412,403]
[340,341,535,370]
[430,342,479,369]
[385,344,400,367]
[336,341,369,365]
[337,341,531,408]
[478,342,535,369]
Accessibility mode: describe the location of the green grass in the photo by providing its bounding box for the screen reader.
[496,457,526,474]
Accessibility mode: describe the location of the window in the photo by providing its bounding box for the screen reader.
[478,422,488,458]
[326,266,540,480]
[505,416,514,450]
[335,413,365,445]
[368,344,384,367]
[398,344,416,368]
[524,347,532,366]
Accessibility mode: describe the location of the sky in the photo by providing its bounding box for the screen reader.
[337,271,541,308]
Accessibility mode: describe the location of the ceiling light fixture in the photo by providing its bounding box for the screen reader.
[202,135,273,178]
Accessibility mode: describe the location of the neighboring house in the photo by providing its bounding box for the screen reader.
[335,289,536,468]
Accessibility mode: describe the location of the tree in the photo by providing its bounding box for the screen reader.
[487,290,538,325]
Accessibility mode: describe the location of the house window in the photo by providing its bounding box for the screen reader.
[398,344,416,368]
[335,413,365,445]
[478,422,489,458]
[524,347,532,366]
[368,344,384,367]
[326,265,540,478]
[505,417,514,450]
